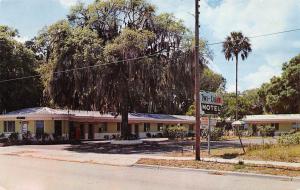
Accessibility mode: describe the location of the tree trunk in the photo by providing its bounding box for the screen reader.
[121,88,130,139]
[120,54,131,140]
[235,55,245,153]
[235,55,238,122]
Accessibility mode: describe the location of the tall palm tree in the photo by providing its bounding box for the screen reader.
[222,31,252,153]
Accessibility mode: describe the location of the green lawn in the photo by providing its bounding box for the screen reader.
[243,144,300,163]
[166,144,300,163]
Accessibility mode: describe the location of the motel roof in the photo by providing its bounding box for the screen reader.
[243,114,300,123]
[0,107,195,124]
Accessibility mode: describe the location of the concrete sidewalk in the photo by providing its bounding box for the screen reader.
[0,146,300,169]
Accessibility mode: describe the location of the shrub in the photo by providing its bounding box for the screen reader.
[9,132,19,142]
[203,127,223,141]
[258,125,275,137]
[166,125,188,140]
[278,133,300,145]
[0,134,8,144]
[210,128,223,141]
[146,133,152,138]
[22,131,33,144]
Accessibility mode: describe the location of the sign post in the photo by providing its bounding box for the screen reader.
[200,91,223,155]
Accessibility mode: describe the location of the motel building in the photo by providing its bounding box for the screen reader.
[243,114,300,135]
[0,107,195,140]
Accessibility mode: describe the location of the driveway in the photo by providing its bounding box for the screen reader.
[3,137,276,155]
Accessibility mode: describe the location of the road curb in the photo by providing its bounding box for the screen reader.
[133,164,300,182]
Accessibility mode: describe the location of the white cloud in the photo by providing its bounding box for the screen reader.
[199,0,300,91]
[15,36,29,43]
[201,0,300,49]
[242,64,281,89]
[207,61,221,74]
[292,41,300,48]
[226,83,236,93]
[57,0,80,7]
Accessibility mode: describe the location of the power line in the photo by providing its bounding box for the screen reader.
[207,28,300,46]
[0,51,166,84]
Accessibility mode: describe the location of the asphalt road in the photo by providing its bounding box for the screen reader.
[0,155,299,190]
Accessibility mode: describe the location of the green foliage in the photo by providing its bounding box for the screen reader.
[258,125,275,137]
[203,127,224,141]
[200,67,226,92]
[258,54,300,114]
[37,21,103,109]
[33,0,220,117]
[278,133,300,145]
[219,89,263,120]
[165,125,188,140]
[0,25,19,38]
[0,25,43,113]
[9,132,19,142]
[209,127,223,141]
[222,31,252,61]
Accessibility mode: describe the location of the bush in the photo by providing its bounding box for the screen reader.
[9,132,19,142]
[210,128,223,141]
[146,133,152,138]
[165,125,188,140]
[278,133,300,145]
[22,131,33,144]
[258,125,275,137]
[203,127,223,141]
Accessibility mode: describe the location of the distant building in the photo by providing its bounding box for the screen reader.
[0,107,196,140]
[243,114,300,134]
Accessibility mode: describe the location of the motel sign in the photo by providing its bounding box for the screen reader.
[200,91,223,115]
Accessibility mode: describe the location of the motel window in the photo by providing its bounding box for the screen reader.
[271,123,279,130]
[165,125,169,130]
[99,123,108,133]
[144,123,150,132]
[157,123,163,132]
[275,123,279,130]
[292,123,300,129]
[35,120,44,138]
[117,123,121,132]
[4,121,15,133]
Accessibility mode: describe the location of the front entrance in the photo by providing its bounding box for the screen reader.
[80,124,85,139]
[54,120,62,137]
[135,124,139,137]
[69,122,76,140]
[88,124,94,140]
[20,121,28,134]
[75,127,81,140]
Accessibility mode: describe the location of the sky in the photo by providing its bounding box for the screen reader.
[0,0,299,92]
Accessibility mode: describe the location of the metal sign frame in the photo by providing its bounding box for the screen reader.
[200,91,223,115]
[200,91,223,155]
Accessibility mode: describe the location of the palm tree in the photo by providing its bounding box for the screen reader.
[222,31,252,153]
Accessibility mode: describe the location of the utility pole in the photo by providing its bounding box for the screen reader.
[208,116,211,155]
[194,0,201,161]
